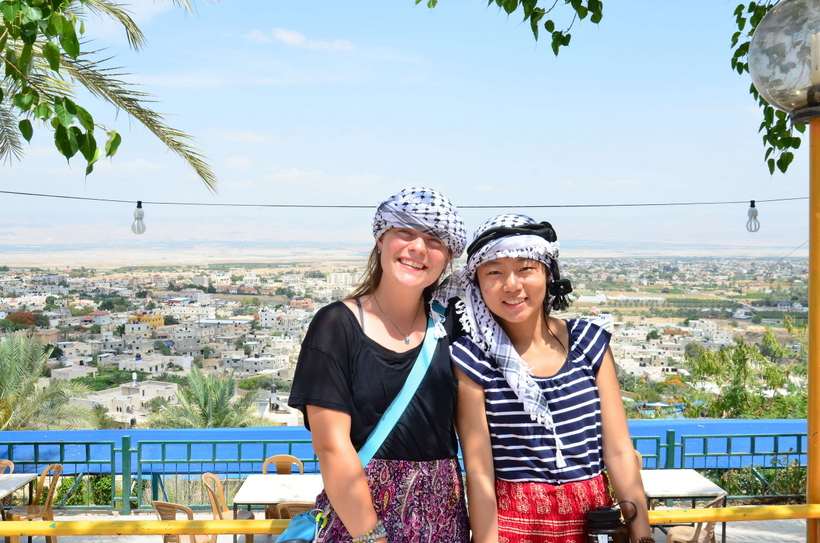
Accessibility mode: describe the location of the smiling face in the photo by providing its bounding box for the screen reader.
[377,227,450,291]
[476,257,548,325]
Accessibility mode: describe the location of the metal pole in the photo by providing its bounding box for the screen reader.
[121,435,132,516]
[809,118,820,543]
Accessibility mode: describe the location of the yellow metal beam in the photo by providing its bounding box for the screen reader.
[0,519,291,536]
[649,504,820,524]
[809,117,820,543]
[0,505,819,536]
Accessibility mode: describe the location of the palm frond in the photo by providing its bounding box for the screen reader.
[149,367,257,428]
[0,333,90,430]
[81,0,147,50]
[0,100,24,164]
[60,54,217,191]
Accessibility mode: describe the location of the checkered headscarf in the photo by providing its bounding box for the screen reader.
[372,187,466,257]
[436,213,570,467]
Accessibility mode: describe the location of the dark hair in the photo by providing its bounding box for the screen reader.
[546,260,572,313]
[348,245,439,303]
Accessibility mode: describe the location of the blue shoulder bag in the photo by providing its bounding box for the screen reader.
[275,315,441,543]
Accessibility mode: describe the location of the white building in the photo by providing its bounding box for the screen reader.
[51,364,97,381]
[224,354,289,376]
[77,379,179,426]
[118,353,193,376]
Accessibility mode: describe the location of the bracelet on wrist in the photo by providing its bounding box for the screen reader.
[351,520,387,543]
[636,537,656,543]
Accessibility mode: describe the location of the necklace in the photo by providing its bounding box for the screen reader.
[371,293,420,345]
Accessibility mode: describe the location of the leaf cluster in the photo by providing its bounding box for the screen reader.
[730,1,802,174]
[1,0,120,173]
[0,0,215,188]
[419,0,603,56]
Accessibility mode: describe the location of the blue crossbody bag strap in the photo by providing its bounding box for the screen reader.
[355,315,439,466]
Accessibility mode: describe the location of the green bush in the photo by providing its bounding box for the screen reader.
[704,460,806,501]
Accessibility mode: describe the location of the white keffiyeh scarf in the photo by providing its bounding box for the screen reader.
[372,187,466,258]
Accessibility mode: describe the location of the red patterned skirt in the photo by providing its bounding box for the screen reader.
[496,474,612,543]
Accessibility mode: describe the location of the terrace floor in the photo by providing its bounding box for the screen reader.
[7,511,806,542]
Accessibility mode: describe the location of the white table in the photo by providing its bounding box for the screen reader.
[0,474,37,521]
[233,474,324,507]
[0,474,36,501]
[231,474,324,543]
[640,469,727,543]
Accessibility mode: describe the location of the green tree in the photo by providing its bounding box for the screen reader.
[0,0,216,187]
[646,329,660,341]
[684,341,705,361]
[0,332,88,429]
[149,367,259,428]
[90,404,119,429]
[153,340,171,356]
[163,315,179,325]
[145,396,168,414]
[759,328,788,364]
[684,339,805,418]
[728,1,802,174]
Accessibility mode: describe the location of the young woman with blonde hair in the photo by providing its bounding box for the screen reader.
[289,187,469,542]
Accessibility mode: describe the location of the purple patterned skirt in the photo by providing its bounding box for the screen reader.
[314,457,469,542]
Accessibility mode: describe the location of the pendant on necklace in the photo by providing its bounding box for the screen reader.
[404,337,411,345]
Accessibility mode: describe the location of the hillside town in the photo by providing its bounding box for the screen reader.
[0,257,808,428]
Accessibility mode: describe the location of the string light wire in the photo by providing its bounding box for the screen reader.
[0,190,808,209]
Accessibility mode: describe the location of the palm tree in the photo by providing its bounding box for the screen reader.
[0,0,216,189]
[0,332,89,430]
[150,367,260,428]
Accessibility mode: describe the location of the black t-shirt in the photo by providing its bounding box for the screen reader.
[288,301,459,461]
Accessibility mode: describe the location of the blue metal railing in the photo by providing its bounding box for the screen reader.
[0,428,808,514]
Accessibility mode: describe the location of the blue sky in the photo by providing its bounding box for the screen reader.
[0,0,810,261]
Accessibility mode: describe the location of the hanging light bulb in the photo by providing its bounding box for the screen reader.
[746,200,760,233]
[131,201,146,235]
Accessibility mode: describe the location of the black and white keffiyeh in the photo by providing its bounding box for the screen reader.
[372,187,467,258]
[435,213,570,467]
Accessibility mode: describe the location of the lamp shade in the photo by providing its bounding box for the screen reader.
[748,0,820,113]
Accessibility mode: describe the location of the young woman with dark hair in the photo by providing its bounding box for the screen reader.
[440,214,654,543]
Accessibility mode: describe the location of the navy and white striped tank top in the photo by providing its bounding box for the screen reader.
[451,319,611,484]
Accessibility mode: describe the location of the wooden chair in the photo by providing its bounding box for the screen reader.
[152,500,212,543]
[0,460,14,474]
[6,463,63,543]
[261,455,304,519]
[275,501,314,519]
[665,494,726,543]
[201,473,254,543]
[262,454,304,475]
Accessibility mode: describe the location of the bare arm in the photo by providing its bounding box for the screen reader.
[454,367,499,543]
[306,405,385,542]
[597,348,652,542]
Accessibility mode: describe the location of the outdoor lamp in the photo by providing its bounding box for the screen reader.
[748,0,820,119]
[746,200,760,232]
[131,201,146,235]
